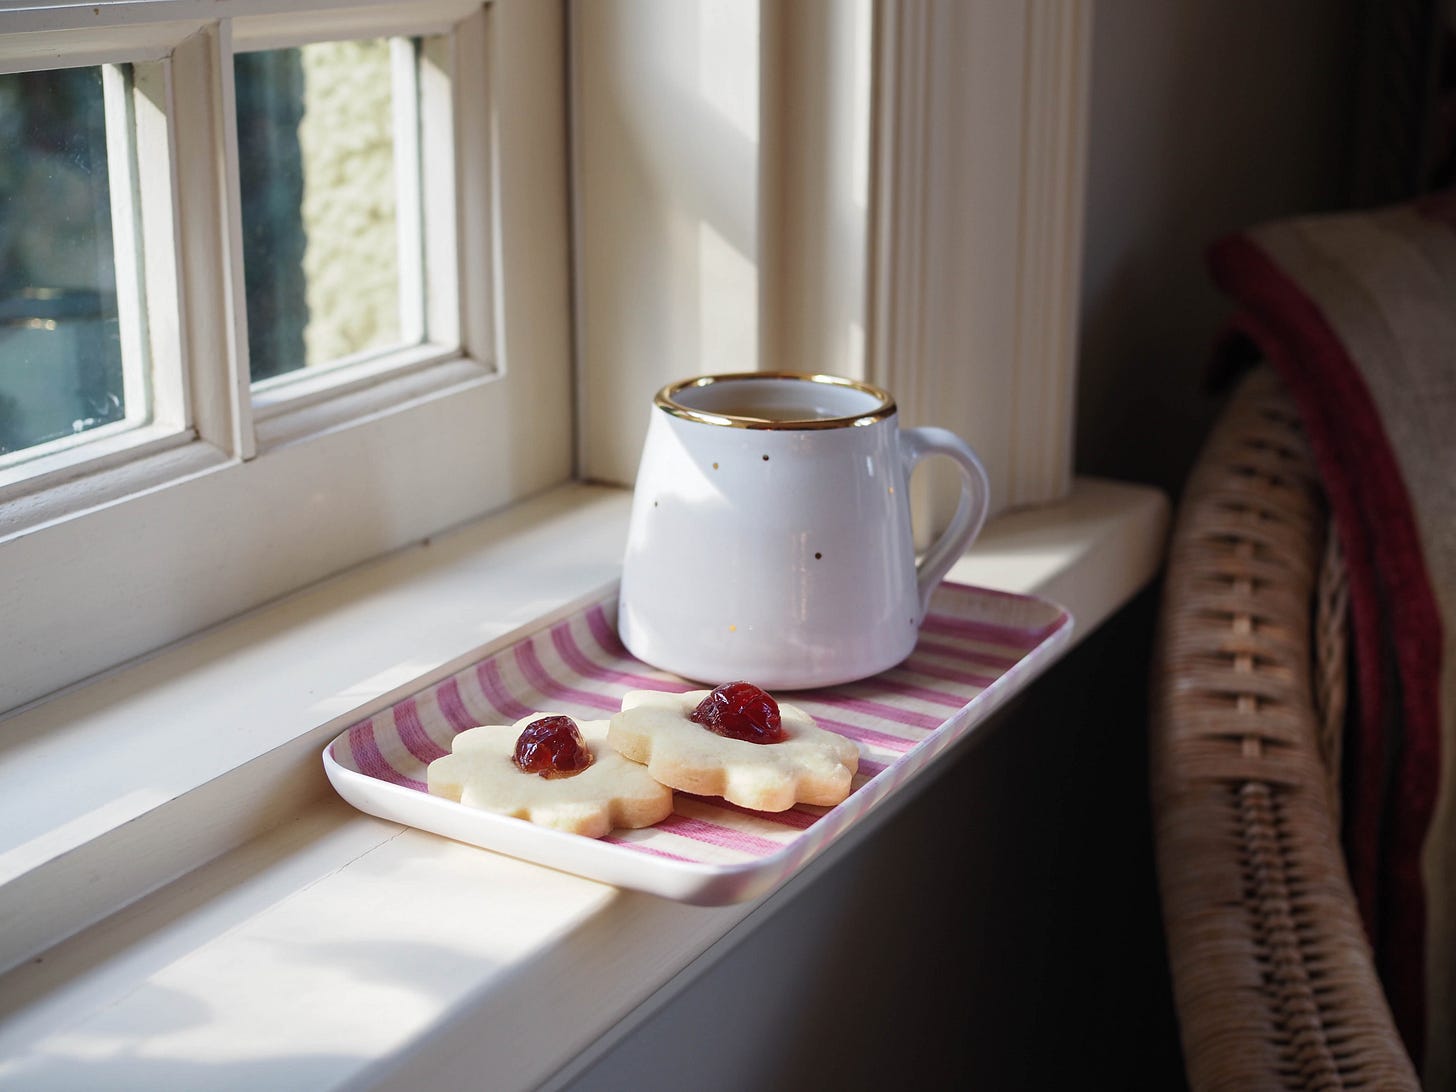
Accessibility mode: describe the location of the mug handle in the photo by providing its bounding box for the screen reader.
[900,427,991,616]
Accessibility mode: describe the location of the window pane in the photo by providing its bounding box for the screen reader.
[0,67,128,459]
[236,39,419,385]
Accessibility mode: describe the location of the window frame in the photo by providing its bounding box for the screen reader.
[571,0,1091,527]
[235,26,475,421]
[0,0,574,716]
[868,0,1091,521]
[0,54,190,490]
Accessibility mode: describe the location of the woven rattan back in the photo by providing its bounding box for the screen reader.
[1150,367,1418,1090]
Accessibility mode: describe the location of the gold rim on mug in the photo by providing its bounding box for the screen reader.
[654,372,897,430]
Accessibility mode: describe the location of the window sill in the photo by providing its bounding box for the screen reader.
[0,476,1168,1090]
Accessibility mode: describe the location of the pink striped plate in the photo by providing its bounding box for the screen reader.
[322,581,1071,904]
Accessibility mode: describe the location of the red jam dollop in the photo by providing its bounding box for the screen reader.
[689,682,786,744]
[513,715,594,778]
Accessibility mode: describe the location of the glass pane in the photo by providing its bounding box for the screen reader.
[236,39,415,385]
[0,67,128,459]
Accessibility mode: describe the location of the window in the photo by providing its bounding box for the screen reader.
[234,29,474,425]
[0,65,135,465]
[2,0,1091,718]
[0,57,184,486]
[236,37,417,385]
[0,1,573,715]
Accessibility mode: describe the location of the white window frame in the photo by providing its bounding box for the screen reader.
[0,55,189,488]
[240,28,472,428]
[869,0,1091,523]
[572,0,1091,527]
[0,0,574,716]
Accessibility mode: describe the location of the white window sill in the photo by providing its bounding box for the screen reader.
[0,477,1167,1090]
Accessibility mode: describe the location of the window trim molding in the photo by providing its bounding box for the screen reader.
[0,0,479,39]
[0,0,575,715]
[569,0,1092,523]
[237,9,498,445]
[868,0,1091,521]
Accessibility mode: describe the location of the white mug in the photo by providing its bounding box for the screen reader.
[617,372,991,689]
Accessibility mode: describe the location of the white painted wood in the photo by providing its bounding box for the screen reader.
[0,419,181,486]
[132,57,190,432]
[0,0,574,715]
[212,19,257,460]
[0,35,222,503]
[0,375,548,710]
[0,475,1166,1090]
[0,799,763,1092]
[248,343,468,419]
[571,0,763,486]
[759,0,872,380]
[946,476,1168,632]
[244,17,487,430]
[0,438,229,527]
[871,0,1024,528]
[0,0,483,38]
[0,53,194,491]
[869,0,1091,522]
[574,0,1090,509]
[227,7,468,53]
[169,24,247,457]
[0,21,201,73]
[571,0,871,484]
[454,6,495,366]
[391,34,427,349]
[422,22,463,354]
[866,0,933,444]
[0,484,632,977]
[1008,0,1091,506]
[101,62,152,431]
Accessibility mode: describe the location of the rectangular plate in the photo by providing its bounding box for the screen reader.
[323,581,1072,905]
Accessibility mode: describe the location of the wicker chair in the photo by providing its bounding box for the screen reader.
[1150,365,1421,1090]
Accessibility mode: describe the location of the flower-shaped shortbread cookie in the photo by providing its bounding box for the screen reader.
[608,689,859,812]
[427,714,674,838]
